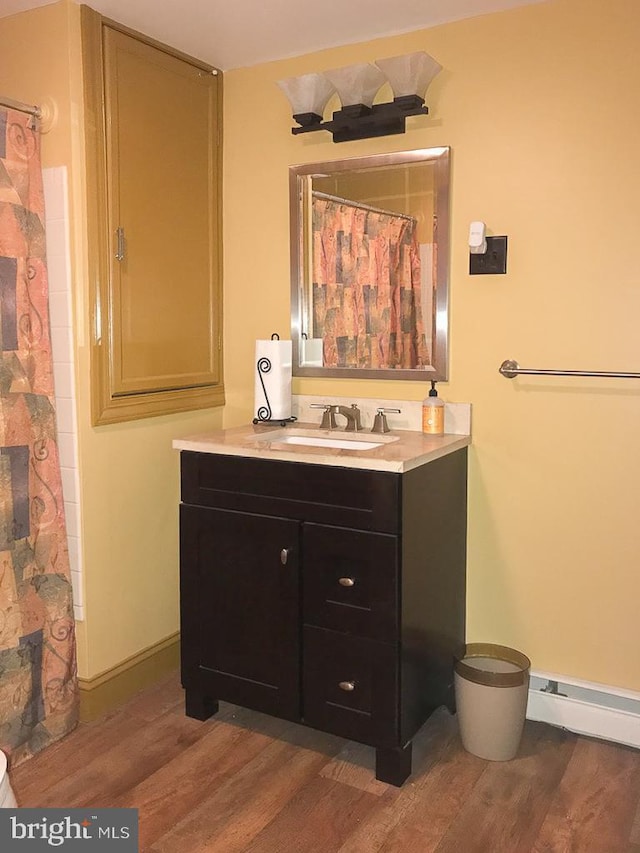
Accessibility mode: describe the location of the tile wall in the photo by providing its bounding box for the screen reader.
[43,166,83,621]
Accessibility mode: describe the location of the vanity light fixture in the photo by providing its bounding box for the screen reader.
[277,51,442,143]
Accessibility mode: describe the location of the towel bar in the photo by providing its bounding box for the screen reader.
[499,359,640,380]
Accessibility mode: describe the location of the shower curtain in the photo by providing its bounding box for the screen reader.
[0,107,78,765]
[312,196,430,369]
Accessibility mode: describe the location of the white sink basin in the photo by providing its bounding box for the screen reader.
[271,434,385,451]
[248,428,398,452]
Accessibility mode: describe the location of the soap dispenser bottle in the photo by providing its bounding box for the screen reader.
[422,381,445,435]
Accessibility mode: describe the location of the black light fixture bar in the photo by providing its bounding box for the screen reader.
[292,95,428,143]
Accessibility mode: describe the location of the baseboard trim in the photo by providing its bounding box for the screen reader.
[527,670,640,749]
[78,632,180,722]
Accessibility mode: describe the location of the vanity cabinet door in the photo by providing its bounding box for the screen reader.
[180,505,301,721]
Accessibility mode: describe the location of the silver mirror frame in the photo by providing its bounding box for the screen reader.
[289,146,450,381]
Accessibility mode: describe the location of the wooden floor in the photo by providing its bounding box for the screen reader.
[11,672,640,852]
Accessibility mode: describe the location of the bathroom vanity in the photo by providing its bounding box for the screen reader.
[175,424,469,786]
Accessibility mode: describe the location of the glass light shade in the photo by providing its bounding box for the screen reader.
[277,73,336,117]
[375,51,442,98]
[323,63,386,108]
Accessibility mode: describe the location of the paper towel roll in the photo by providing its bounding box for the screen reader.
[254,339,292,421]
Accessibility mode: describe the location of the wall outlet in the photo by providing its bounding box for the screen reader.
[469,235,508,275]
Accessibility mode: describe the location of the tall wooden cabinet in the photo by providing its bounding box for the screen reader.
[179,449,467,786]
[82,7,223,424]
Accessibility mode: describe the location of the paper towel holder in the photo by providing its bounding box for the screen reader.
[253,332,298,426]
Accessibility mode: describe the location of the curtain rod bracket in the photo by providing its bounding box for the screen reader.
[0,95,57,133]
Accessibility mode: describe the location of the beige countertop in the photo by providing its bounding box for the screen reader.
[173,422,471,474]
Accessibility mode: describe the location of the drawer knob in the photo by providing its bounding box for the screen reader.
[338,680,356,692]
[280,548,290,565]
[338,577,355,587]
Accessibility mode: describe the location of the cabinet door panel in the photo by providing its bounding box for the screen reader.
[82,7,224,424]
[104,29,219,395]
[304,524,398,641]
[303,626,398,747]
[180,505,300,720]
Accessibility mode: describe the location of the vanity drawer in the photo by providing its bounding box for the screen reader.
[303,626,398,747]
[303,523,398,642]
[180,452,399,533]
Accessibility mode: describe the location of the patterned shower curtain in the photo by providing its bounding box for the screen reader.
[0,108,78,765]
[312,196,430,369]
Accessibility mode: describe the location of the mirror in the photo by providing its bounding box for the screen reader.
[290,147,450,381]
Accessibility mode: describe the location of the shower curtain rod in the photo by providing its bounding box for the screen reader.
[312,190,416,222]
[0,95,41,119]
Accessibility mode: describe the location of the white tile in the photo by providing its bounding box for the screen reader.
[46,252,69,294]
[43,165,64,189]
[63,503,80,538]
[49,291,71,328]
[57,431,77,467]
[70,567,84,608]
[43,167,83,599]
[43,167,65,219]
[51,326,73,363]
[44,218,66,255]
[55,397,75,433]
[53,362,75,399]
[60,467,78,503]
[67,535,80,570]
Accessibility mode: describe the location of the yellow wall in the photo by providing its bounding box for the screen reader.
[223,0,640,690]
[0,1,223,679]
[0,4,72,167]
[2,0,639,692]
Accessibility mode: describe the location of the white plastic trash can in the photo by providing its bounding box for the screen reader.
[454,643,531,761]
[0,750,17,808]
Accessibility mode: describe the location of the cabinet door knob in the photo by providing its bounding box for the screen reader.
[280,548,290,565]
[338,680,356,692]
[338,577,355,587]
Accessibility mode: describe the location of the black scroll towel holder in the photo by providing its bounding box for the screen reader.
[252,333,297,427]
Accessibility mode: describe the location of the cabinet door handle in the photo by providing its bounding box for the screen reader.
[338,577,355,587]
[338,680,356,692]
[115,226,126,262]
[280,548,290,565]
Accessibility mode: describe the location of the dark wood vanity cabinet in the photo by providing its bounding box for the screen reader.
[179,448,467,786]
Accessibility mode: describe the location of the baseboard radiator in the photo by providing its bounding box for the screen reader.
[527,670,640,749]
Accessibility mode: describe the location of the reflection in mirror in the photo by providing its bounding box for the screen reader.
[290,147,450,381]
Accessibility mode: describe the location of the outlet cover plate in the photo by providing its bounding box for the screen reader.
[469,235,508,275]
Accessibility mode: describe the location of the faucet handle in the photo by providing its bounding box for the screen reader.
[310,403,337,430]
[371,407,401,434]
